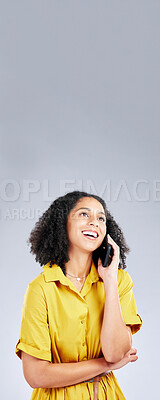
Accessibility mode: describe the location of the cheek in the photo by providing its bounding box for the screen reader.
[67,220,81,242]
[101,224,106,236]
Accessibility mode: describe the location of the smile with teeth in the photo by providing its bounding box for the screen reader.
[82,230,99,239]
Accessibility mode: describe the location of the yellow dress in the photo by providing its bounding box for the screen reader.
[15,261,143,399]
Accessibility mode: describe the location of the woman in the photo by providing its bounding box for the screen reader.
[15,191,142,400]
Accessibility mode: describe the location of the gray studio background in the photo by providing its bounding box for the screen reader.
[1,1,159,399]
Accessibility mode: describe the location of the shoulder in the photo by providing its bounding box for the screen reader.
[28,271,44,289]
[24,272,46,302]
[117,269,133,296]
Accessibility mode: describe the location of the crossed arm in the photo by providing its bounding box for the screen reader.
[21,273,133,389]
[21,325,134,389]
[21,237,134,389]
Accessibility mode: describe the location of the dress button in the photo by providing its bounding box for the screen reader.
[82,342,85,346]
[81,320,85,324]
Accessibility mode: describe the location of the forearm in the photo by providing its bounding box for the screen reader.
[40,358,106,388]
[100,277,132,363]
[22,352,109,389]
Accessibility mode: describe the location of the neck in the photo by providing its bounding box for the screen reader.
[65,248,92,278]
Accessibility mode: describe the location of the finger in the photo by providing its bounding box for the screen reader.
[130,349,137,354]
[125,348,137,360]
[107,234,120,259]
[130,355,138,362]
[107,234,119,249]
[129,348,137,355]
[126,347,137,353]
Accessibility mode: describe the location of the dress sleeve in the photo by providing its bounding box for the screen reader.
[118,270,143,334]
[15,282,51,361]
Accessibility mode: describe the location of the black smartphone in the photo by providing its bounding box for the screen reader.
[102,243,112,267]
[99,236,113,268]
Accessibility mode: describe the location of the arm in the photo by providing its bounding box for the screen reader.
[98,235,132,363]
[22,346,137,389]
[107,346,138,371]
[21,351,109,389]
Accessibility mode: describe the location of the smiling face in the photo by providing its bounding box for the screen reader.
[66,197,107,254]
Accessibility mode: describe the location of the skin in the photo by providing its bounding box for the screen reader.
[65,197,107,284]
[21,196,138,389]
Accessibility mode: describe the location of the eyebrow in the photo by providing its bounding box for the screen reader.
[76,207,106,216]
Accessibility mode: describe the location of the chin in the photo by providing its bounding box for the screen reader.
[83,243,101,252]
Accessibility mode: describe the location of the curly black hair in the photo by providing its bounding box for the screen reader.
[28,191,130,273]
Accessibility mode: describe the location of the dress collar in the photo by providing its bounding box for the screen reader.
[43,260,100,286]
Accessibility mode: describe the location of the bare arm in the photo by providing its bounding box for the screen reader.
[22,345,137,389]
[98,235,132,363]
[21,351,109,389]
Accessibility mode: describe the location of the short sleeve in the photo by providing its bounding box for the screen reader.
[118,270,143,334]
[15,282,51,361]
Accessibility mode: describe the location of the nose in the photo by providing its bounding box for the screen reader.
[89,216,99,227]
[89,221,99,228]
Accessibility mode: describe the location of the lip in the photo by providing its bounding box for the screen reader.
[82,230,99,240]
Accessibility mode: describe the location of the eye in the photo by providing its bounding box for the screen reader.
[98,216,106,222]
[79,212,89,217]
